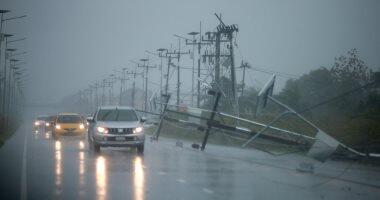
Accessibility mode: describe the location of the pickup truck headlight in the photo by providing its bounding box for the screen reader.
[133,127,143,134]
[97,126,109,134]
[79,124,85,130]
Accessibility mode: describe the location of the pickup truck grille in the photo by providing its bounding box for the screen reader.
[64,128,76,131]
[108,128,133,135]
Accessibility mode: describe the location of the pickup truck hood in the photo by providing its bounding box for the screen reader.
[96,121,140,128]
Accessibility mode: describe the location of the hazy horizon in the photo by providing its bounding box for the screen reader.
[2,0,379,104]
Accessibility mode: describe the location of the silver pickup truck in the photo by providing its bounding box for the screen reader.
[87,106,145,153]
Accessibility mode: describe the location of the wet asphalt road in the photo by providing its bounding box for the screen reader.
[1,121,380,200]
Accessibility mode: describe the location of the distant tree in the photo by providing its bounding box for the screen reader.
[278,67,335,112]
[331,49,372,86]
[329,49,373,111]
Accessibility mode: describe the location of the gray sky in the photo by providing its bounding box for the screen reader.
[2,0,379,104]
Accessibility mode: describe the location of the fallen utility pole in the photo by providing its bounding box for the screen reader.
[201,90,222,151]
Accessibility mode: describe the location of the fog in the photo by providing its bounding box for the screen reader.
[2,0,380,104]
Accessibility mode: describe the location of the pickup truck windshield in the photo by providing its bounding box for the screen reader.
[57,115,82,123]
[97,109,138,121]
[37,116,48,121]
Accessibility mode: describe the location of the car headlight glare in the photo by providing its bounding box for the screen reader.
[45,122,50,127]
[97,126,108,134]
[79,124,85,129]
[55,124,61,130]
[133,127,143,134]
[34,121,40,126]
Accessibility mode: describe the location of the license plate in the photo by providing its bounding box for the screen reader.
[115,136,125,141]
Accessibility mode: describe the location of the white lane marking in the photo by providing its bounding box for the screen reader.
[20,126,28,200]
[202,188,214,194]
[176,178,186,183]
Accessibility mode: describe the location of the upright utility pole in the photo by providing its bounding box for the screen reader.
[138,58,156,112]
[165,40,190,108]
[125,70,143,108]
[0,10,10,75]
[201,31,229,89]
[146,50,165,111]
[184,22,213,107]
[215,14,239,117]
[118,68,128,105]
[108,74,115,105]
[93,82,100,108]
[240,61,251,97]
[156,48,171,97]
[1,38,14,113]
[101,79,107,106]
[6,58,17,126]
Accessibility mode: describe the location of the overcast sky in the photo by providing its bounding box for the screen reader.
[2,0,379,104]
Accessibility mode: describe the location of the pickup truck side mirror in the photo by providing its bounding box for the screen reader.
[87,117,94,123]
[140,117,147,123]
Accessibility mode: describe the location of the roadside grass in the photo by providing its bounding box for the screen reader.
[0,129,14,148]
[0,118,22,148]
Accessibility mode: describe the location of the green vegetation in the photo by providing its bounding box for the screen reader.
[240,49,380,152]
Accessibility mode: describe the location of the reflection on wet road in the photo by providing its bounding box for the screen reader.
[55,140,62,196]
[134,156,145,200]
[1,124,380,200]
[96,156,107,200]
[27,129,150,200]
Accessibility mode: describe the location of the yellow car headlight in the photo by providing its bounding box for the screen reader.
[45,122,50,127]
[55,124,61,130]
[79,124,85,129]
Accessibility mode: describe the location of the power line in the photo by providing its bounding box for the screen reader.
[300,81,378,114]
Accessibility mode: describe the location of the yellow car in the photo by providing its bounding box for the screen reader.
[52,113,86,139]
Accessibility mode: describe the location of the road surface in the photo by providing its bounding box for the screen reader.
[1,120,380,200]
